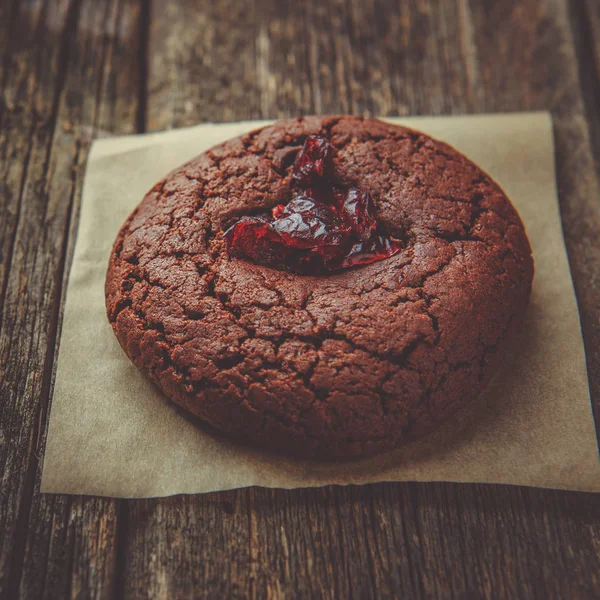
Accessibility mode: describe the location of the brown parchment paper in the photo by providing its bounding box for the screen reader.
[41,113,600,497]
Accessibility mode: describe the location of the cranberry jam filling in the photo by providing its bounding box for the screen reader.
[224,134,401,274]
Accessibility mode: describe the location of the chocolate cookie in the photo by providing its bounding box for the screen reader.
[105,116,533,460]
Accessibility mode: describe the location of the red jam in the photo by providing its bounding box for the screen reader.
[224,134,401,274]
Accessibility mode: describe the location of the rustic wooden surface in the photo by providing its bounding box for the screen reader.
[1,0,599,598]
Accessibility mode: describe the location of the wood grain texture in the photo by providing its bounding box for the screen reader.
[0,0,599,598]
[0,1,142,598]
[570,0,600,179]
[119,0,600,599]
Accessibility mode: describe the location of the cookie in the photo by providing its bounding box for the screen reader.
[105,116,534,460]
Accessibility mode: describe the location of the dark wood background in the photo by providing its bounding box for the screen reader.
[1,0,599,598]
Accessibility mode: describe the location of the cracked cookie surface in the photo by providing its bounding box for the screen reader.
[105,116,534,460]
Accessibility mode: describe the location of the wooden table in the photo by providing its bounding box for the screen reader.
[1,1,599,598]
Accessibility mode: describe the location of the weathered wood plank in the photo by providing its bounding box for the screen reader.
[147,0,264,128]
[0,3,80,594]
[0,1,143,598]
[569,0,600,180]
[129,0,600,598]
[0,0,21,315]
[585,0,600,59]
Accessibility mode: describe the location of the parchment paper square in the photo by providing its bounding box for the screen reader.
[41,113,600,497]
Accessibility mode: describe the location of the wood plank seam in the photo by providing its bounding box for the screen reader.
[0,0,22,127]
[570,0,600,179]
[112,3,151,598]
[136,0,151,133]
[90,1,113,134]
[111,501,129,600]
